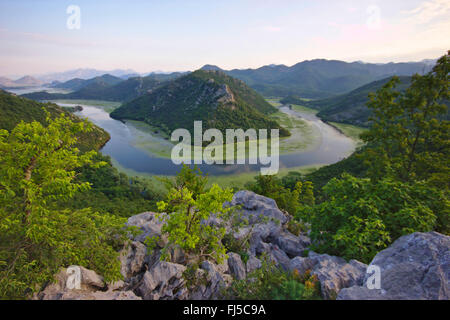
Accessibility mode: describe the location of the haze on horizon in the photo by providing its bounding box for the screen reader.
[0,0,449,78]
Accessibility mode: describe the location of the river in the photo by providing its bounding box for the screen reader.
[54,103,356,176]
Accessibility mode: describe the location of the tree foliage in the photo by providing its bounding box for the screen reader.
[226,257,321,300]
[361,52,449,186]
[0,114,127,299]
[246,174,315,215]
[150,166,234,264]
[304,174,446,262]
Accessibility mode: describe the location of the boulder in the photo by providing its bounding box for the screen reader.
[246,256,262,273]
[36,266,140,300]
[275,231,310,258]
[338,232,450,300]
[126,212,166,245]
[137,261,187,300]
[55,290,142,300]
[189,261,232,300]
[231,191,288,225]
[227,253,246,280]
[289,252,367,299]
[268,244,291,271]
[119,241,147,280]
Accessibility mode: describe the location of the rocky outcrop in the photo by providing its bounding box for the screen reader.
[227,253,246,280]
[119,241,147,279]
[289,252,367,299]
[126,211,166,244]
[189,261,232,300]
[338,232,450,300]
[137,261,187,300]
[35,266,141,300]
[231,190,288,225]
[35,192,448,301]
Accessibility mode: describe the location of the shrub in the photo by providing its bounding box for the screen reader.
[226,257,321,300]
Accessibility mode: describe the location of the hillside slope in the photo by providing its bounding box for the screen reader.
[0,90,109,152]
[306,76,412,127]
[111,70,290,137]
[221,59,431,99]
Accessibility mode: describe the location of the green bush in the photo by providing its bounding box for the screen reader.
[305,174,445,263]
[0,114,128,299]
[226,257,321,300]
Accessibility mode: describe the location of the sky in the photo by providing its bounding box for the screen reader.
[0,0,449,78]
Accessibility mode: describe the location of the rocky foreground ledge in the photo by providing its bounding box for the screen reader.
[34,191,449,300]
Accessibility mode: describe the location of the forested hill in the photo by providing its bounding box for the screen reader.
[21,72,185,103]
[110,70,290,137]
[305,76,412,127]
[0,90,109,152]
[212,59,432,99]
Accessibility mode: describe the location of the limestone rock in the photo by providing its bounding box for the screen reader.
[126,212,166,245]
[119,241,147,280]
[289,252,367,299]
[228,252,246,280]
[231,191,288,225]
[338,232,450,300]
[137,261,187,300]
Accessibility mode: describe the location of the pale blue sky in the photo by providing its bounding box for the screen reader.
[0,0,449,77]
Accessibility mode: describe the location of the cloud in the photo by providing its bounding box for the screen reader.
[403,0,450,24]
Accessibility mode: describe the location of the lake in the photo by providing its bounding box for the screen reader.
[56,103,356,176]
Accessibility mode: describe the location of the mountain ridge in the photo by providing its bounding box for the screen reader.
[110,70,290,137]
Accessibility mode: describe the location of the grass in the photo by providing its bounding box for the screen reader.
[290,104,319,115]
[109,155,325,193]
[329,122,367,147]
[51,99,121,113]
[125,107,320,160]
[207,164,324,189]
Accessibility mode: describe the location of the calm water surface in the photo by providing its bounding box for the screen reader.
[55,103,356,176]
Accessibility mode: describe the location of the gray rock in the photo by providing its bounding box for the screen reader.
[288,252,367,299]
[289,256,315,275]
[228,252,246,280]
[119,241,147,280]
[78,266,106,290]
[107,280,126,292]
[35,266,141,300]
[309,252,367,299]
[268,244,291,271]
[338,232,450,300]
[56,290,142,300]
[126,212,166,244]
[231,191,288,225]
[246,256,262,273]
[189,261,232,300]
[137,261,187,300]
[276,232,310,258]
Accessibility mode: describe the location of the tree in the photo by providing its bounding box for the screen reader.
[0,113,127,299]
[150,166,234,264]
[361,51,449,187]
[306,174,445,263]
[246,174,315,215]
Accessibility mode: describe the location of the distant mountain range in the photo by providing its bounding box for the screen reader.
[35,68,140,83]
[22,72,186,102]
[201,59,433,99]
[0,76,44,89]
[110,70,290,138]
